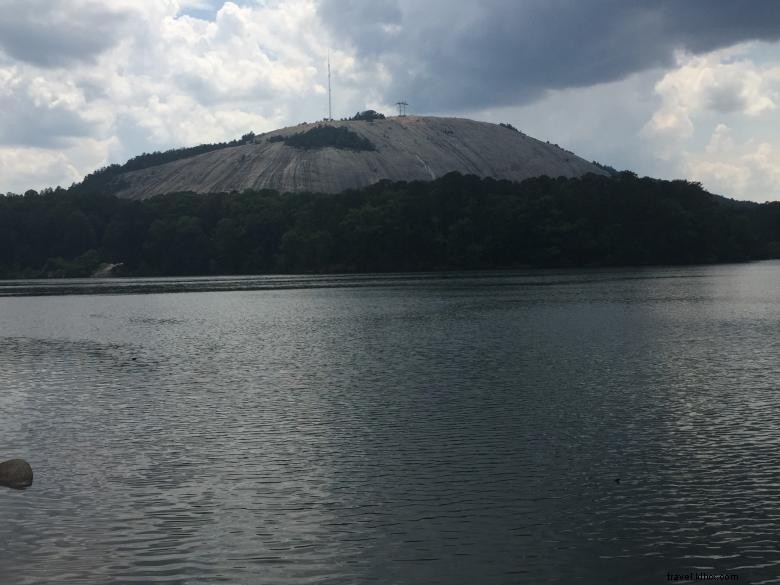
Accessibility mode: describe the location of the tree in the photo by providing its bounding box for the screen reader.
[61,210,97,258]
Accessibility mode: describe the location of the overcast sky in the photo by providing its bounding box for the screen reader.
[1,0,779,201]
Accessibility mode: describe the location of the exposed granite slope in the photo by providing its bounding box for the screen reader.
[110,116,608,199]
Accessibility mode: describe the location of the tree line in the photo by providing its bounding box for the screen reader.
[1,171,779,278]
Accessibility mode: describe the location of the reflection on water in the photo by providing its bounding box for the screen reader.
[1,263,780,584]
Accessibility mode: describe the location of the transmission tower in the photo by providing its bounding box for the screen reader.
[396,101,409,117]
[328,51,333,121]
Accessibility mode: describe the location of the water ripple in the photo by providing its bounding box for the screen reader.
[1,263,780,583]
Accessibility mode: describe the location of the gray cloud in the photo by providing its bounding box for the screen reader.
[705,82,751,114]
[0,0,131,67]
[0,90,97,148]
[319,0,780,111]
[320,0,402,56]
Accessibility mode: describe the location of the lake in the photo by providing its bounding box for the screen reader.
[2,264,780,584]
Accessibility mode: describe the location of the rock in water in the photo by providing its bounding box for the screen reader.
[0,459,33,489]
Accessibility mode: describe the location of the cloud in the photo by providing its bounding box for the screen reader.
[0,138,113,194]
[1,0,779,202]
[0,0,133,68]
[475,44,780,202]
[0,66,100,147]
[683,124,780,202]
[464,68,661,173]
[643,47,779,141]
[633,48,780,200]
[0,0,333,193]
[319,0,780,112]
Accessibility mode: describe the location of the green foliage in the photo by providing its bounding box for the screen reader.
[2,172,780,278]
[42,249,102,278]
[592,160,619,176]
[268,126,376,151]
[351,110,386,121]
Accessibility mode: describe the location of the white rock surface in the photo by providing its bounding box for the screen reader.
[112,116,608,199]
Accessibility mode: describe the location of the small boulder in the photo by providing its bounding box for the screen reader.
[0,459,33,489]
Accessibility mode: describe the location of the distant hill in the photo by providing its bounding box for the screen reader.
[73,116,609,199]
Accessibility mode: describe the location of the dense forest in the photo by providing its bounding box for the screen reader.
[268,126,376,151]
[1,172,779,278]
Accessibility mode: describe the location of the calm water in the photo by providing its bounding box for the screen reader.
[2,264,780,584]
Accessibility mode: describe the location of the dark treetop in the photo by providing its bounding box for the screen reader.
[1,172,779,278]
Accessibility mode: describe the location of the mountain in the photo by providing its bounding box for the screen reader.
[85,116,609,199]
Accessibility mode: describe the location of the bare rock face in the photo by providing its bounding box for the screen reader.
[0,459,33,489]
[109,116,608,200]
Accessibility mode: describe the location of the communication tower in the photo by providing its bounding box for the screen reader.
[328,52,333,121]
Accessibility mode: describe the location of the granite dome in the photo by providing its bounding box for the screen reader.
[107,116,608,199]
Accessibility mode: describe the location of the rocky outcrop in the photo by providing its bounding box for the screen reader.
[90,262,123,278]
[107,116,608,199]
[0,459,33,489]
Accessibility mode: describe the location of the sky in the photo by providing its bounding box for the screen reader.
[1,0,779,201]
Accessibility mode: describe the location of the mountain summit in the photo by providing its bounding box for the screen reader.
[95,116,608,199]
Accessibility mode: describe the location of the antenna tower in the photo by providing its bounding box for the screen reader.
[328,52,333,121]
[396,101,408,117]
